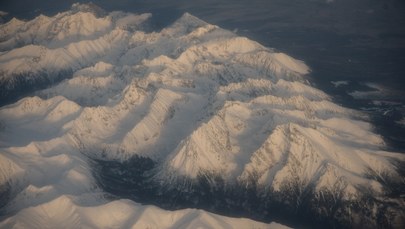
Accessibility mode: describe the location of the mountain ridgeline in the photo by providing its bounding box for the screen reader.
[92,155,404,228]
[0,3,404,228]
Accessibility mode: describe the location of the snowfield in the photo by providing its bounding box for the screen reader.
[0,3,404,228]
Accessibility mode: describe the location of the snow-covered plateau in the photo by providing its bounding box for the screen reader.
[0,3,404,228]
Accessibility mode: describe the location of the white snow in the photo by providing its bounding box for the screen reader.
[331,80,349,87]
[396,117,405,127]
[0,196,287,229]
[0,3,404,228]
[348,82,401,99]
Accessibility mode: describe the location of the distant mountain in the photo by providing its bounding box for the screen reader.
[0,3,404,228]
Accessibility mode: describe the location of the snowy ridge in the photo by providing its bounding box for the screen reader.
[0,3,404,228]
[0,4,151,105]
[1,195,286,229]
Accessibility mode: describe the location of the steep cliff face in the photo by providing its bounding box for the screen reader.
[0,3,404,228]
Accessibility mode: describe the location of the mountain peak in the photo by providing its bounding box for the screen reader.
[162,12,210,36]
[70,2,107,17]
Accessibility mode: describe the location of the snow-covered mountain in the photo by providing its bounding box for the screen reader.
[0,3,404,228]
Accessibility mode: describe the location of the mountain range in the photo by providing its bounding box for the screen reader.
[0,3,404,228]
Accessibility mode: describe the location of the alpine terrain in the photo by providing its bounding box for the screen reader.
[0,3,404,228]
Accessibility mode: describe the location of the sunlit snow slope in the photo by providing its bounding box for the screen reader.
[0,3,404,228]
